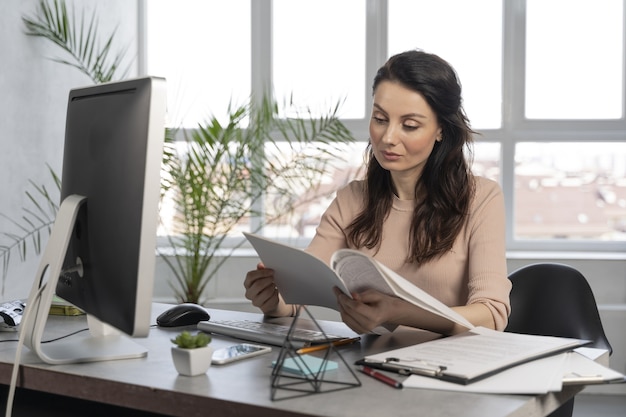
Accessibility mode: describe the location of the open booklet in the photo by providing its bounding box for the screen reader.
[243,232,474,330]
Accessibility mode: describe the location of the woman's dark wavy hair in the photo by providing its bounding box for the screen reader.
[346,50,476,264]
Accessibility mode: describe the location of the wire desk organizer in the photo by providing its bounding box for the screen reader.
[270,306,361,401]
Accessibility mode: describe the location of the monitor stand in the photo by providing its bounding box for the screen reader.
[18,194,147,365]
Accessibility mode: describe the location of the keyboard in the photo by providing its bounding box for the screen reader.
[197,319,346,347]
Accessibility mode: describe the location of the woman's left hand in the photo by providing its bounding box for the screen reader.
[332,287,396,334]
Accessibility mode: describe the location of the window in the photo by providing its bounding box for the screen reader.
[513,0,625,249]
[515,143,626,241]
[146,0,251,128]
[143,0,626,252]
[272,0,366,119]
[525,0,623,119]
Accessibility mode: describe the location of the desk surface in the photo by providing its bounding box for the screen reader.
[0,303,581,417]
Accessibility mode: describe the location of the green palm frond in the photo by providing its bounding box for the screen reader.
[22,0,132,83]
[1,164,60,296]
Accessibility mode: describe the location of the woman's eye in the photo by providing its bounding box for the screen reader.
[373,117,387,124]
[403,124,418,130]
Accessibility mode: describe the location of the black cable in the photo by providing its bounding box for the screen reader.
[41,327,89,343]
[0,323,159,344]
[0,327,88,344]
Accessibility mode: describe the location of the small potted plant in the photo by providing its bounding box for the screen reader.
[170,331,213,376]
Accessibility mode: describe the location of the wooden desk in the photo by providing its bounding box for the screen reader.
[0,303,582,417]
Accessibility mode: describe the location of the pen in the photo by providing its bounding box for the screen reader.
[361,357,447,377]
[359,366,403,389]
[295,337,361,355]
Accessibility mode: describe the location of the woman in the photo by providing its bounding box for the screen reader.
[244,50,511,336]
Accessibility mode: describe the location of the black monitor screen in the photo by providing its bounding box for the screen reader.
[55,77,166,337]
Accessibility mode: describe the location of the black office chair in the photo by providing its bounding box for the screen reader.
[505,263,612,417]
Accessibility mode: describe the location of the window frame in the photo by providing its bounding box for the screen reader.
[500,0,626,252]
[139,0,626,254]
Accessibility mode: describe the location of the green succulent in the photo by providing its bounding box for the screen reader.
[171,331,211,349]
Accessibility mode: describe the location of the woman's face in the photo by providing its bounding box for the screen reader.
[369,80,442,184]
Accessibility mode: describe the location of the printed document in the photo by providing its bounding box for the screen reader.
[360,327,587,384]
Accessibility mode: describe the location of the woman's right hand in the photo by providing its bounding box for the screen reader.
[243,262,291,317]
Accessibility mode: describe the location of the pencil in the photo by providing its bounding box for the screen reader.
[295,337,361,355]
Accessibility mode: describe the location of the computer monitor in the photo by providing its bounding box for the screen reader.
[18,77,167,364]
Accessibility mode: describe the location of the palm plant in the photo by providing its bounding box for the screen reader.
[161,96,355,303]
[2,0,358,304]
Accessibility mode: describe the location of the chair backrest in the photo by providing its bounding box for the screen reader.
[505,262,612,354]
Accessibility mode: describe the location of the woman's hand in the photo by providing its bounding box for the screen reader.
[243,263,291,317]
[333,287,396,334]
[334,287,494,336]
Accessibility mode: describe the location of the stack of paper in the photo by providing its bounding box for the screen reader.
[402,349,624,394]
[358,327,625,394]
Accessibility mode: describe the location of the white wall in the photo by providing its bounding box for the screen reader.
[0,0,137,299]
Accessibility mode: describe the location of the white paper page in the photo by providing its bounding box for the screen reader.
[331,249,474,330]
[376,261,474,329]
[562,351,626,385]
[331,250,396,294]
[574,346,610,366]
[364,327,584,382]
[243,233,350,310]
[403,352,566,394]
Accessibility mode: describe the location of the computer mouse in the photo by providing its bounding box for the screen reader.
[156,303,211,327]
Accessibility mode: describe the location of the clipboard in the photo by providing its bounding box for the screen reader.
[355,327,589,385]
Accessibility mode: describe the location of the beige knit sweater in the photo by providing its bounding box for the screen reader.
[306,176,511,331]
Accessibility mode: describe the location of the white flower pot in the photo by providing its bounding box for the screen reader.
[171,345,214,376]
